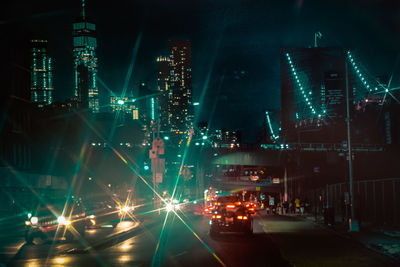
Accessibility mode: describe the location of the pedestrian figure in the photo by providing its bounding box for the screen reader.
[295,197,300,214]
[291,199,295,214]
[283,201,289,214]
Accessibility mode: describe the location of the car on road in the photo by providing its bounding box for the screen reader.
[84,200,121,228]
[209,197,253,237]
[244,201,257,214]
[24,198,87,244]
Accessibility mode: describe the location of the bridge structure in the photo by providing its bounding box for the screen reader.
[193,142,389,200]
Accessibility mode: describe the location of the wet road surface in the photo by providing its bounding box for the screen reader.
[2,211,397,267]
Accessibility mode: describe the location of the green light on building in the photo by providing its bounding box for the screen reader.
[151,97,155,121]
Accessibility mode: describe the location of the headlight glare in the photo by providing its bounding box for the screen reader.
[58,216,70,225]
[166,203,173,212]
[30,217,38,225]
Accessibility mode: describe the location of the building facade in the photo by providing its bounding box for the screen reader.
[72,1,99,112]
[168,40,193,132]
[157,56,171,132]
[110,95,139,121]
[30,39,54,107]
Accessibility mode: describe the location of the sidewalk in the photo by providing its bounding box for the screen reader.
[283,212,400,262]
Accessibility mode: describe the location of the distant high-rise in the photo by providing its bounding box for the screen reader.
[168,40,193,132]
[30,39,54,107]
[72,0,99,112]
[138,82,155,131]
[157,56,171,132]
[137,82,156,144]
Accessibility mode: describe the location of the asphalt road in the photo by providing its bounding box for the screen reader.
[1,211,397,267]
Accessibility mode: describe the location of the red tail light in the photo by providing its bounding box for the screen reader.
[216,215,222,219]
[237,216,243,220]
[204,208,209,212]
[226,204,235,209]
[212,215,215,218]
[243,216,248,220]
[234,202,241,205]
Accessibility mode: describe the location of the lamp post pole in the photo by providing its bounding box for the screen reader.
[345,52,359,232]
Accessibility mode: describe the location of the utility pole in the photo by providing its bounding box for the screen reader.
[150,120,165,212]
[345,52,359,232]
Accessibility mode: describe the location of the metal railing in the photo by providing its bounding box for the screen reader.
[307,178,400,226]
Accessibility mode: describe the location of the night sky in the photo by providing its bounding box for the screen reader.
[3,0,400,142]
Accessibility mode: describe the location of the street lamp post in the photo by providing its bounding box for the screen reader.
[345,52,359,232]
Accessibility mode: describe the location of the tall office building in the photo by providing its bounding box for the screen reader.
[168,40,193,132]
[138,82,156,137]
[30,39,54,107]
[72,0,99,112]
[157,56,171,132]
[281,47,356,143]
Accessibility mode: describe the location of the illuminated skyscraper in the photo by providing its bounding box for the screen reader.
[72,0,99,112]
[30,39,54,107]
[138,82,155,144]
[157,56,171,132]
[168,40,193,132]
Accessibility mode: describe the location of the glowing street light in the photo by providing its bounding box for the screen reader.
[117,99,125,105]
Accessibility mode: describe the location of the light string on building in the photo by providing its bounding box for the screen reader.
[286,53,324,118]
[347,51,379,93]
[347,51,400,105]
[265,111,279,141]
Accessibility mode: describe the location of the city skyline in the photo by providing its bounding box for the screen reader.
[3,0,400,141]
[1,2,400,264]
